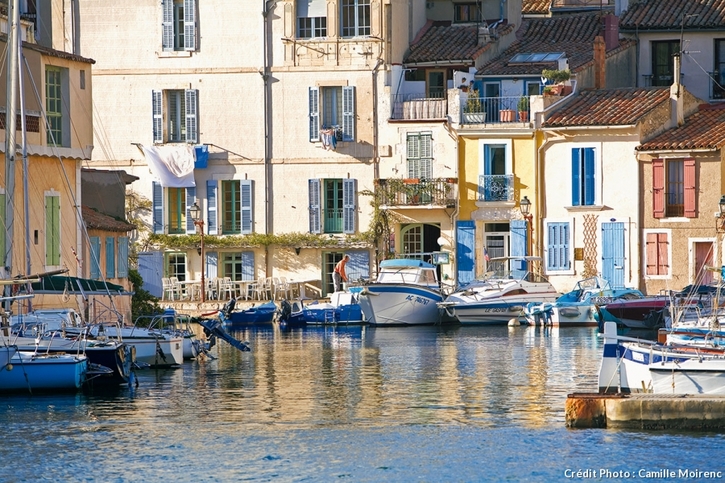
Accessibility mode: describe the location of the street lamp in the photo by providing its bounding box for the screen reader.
[520,195,533,256]
[189,202,205,302]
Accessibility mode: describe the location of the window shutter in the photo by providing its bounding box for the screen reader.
[162,0,174,51]
[309,87,320,142]
[240,180,253,234]
[118,237,129,278]
[510,219,528,275]
[152,181,164,234]
[185,89,198,143]
[152,90,163,143]
[652,158,665,218]
[0,193,5,267]
[105,237,116,279]
[207,180,218,235]
[206,251,218,280]
[185,187,196,234]
[90,236,101,279]
[45,195,60,266]
[343,178,357,234]
[242,251,255,281]
[571,148,581,206]
[584,147,595,205]
[684,157,696,217]
[657,233,669,274]
[646,232,669,275]
[308,179,321,233]
[546,222,570,271]
[342,86,355,141]
[183,0,197,51]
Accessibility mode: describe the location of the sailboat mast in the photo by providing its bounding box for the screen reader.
[4,0,19,307]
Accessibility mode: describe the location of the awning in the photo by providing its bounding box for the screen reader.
[31,276,129,294]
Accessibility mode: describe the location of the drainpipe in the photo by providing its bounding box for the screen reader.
[262,0,275,277]
[372,57,384,181]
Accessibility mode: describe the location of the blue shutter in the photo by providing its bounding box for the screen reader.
[207,180,218,235]
[185,187,196,234]
[546,222,569,271]
[185,89,198,143]
[152,181,164,234]
[482,145,493,200]
[602,222,625,289]
[118,237,129,278]
[161,0,173,51]
[584,147,595,206]
[152,90,163,143]
[342,178,357,234]
[342,86,355,141]
[241,180,253,234]
[105,237,116,279]
[309,179,321,233]
[138,251,164,297]
[206,251,218,280]
[345,249,370,282]
[242,251,255,281]
[90,237,101,279]
[309,87,320,142]
[571,148,581,206]
[456,220,476,286]
[510,219,528,277]
[183,0,197,51]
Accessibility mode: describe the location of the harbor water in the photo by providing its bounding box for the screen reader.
[1,324,724,482]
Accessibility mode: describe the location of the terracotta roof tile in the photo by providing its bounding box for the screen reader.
[620,0,725,30]
[542,87,670,127]
[637,104,725,151]
[522,0,551,15]
[82,205,135,232]
[478,13,631,76]
[403,21,512,64]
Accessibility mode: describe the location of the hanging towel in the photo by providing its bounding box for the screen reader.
[142,144,196,187]
[320,128,337,151]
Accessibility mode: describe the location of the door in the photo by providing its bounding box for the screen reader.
[694,241,714,286]
[456,221,475,286]
[427,70,446,98]
[483,82,500,121]
[601,222,625,289]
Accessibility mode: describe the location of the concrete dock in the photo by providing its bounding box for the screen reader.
[566,393,725,430]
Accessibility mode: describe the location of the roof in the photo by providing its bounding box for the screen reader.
[522,0,551,15]
[636,104,725,151]
[542,87,670,127]
[403,21,512,65]
[620,0,725,30]
[82,205,135,232]
[478,13,632,76]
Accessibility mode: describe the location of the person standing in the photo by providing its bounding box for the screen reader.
[332,254,350,292]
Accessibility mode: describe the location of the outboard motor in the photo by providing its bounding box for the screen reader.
[222,298,236,318]
[278,299,292,322]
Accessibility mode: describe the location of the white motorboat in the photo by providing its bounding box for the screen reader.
[85,320,184,368]
[440,257,559,325]
[357,259,446,326]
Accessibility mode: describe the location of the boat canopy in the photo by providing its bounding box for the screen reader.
[31,275,128,294]
[379,259,436,270]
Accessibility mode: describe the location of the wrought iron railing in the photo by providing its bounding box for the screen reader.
[376,178,458,207]
[461,96,529,124]
[324,208,343,233]
[478,174,514,202]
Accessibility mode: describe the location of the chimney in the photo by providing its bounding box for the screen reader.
[603,14,619,51]
[670,53,684,126]
[478,25,490,46]
[594,36,606,89]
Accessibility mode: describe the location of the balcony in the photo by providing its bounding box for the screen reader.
[391,93,447,121]
[460,96,529,125]
[478,174,514,202]
[376,178,458,208]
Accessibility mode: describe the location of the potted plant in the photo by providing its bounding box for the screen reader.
[462,89,485,123]
[541,69,572,95]
[517,96,529,122]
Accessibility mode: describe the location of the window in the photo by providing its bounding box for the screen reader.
[45,193,61,267]
[297,0,327,38]
[308,178,357,234]
[479,140,512,202]
[545,222,571,272]
[427,70,446,99]
[105,237,116,279]
[308,86,355,142]
[571,147,596,206]
[714,39,725,99]
[340,0,370,38]
[651,40,679,86]
[406,132,432,179]
[152,89,199,144]
[402,224,423,258]
[167,253,187,281]
[152,183,197,235]
[207,180,253,235]
[652,158,695,218]
[90,236,101,279]
[454,3,481,23]
[167,188,187,234]
[221,251,254,281]
[645,231,669,277]
[162,0,197,52]
[45,66,68,147]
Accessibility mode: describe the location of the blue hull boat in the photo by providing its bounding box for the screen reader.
[222,300,277,325]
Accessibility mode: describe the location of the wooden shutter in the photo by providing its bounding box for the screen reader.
[240,180,253,234]
[241,251,255,281]
[646,232,669,276]
[652,158,665,218]
[584,147,595,205]
[162,0,174,51]
[105,237,116,279]
[45,195,60,266]
[185,89,198,143]
[118,237,129,278]
[571,148,581,206]
[309,87,320,142]
[455,221,476,285]
[345,249,370,282]
[510,219,528,276]
[185,187,196,234]
[90,236,101,279]
[0,193,5,266]
[183,0,197,51]
[342,86,355,141]
[308,179,321,233]
[152,181,164,234]
[152,90,163,143]
[684,157,696,218]
[207,180,218,235]
[342,178,357,234]
[546,222,570,271]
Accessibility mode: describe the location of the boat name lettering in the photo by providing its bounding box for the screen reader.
[405,295,430,305]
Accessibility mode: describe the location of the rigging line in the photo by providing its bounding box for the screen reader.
[683,49,725,93]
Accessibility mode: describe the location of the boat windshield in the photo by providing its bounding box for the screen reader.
[377,268,437,285]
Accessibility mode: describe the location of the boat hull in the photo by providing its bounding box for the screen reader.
[0,352,88,392]
[225,301,277,325]
[447,294,557,325]
[358,284,442,326]
[524,303,599,327]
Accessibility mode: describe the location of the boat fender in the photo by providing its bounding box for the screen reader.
[507,318,518,327]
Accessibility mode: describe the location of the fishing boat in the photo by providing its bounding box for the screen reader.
[357,259,446,326]
[440,257,559,325]
[523,276,643,327]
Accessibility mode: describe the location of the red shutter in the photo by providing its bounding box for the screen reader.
[645,233,657,275]
[657,233,669,275]
[652,159,665,218]
[646,232,669,276]
[684,157,696,218]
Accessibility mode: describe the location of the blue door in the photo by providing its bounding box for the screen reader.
[456,221,476,286]
[138,251,164,297]
[602,222,625,289]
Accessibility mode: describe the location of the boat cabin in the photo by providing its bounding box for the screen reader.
[376,259,439,288]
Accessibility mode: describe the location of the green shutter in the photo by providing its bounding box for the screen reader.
[118,237,129,278]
